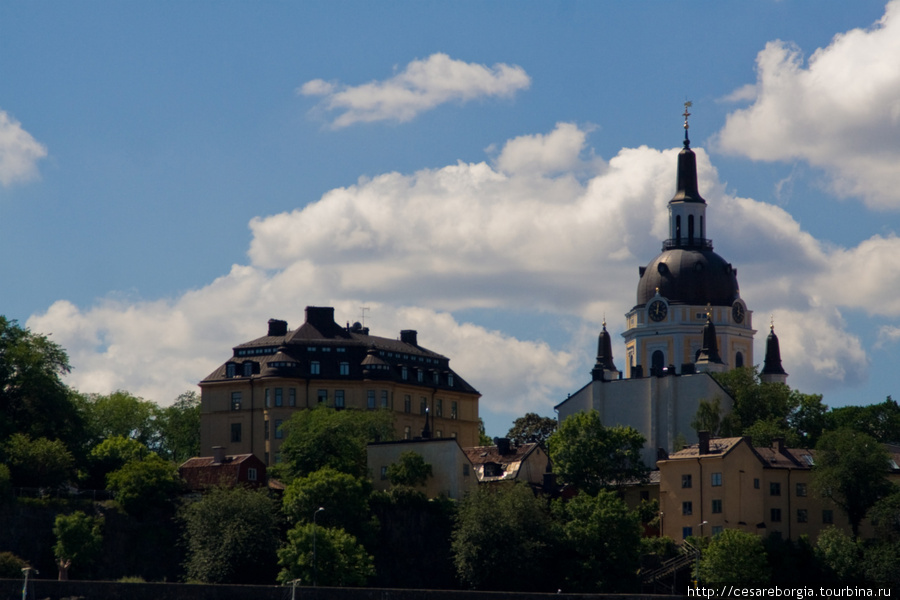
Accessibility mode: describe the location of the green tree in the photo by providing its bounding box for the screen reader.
[477,418,492,446]
[788,392,828,447]
[742,417,799,447]
[812,428,892,537]
[181,487,280,584]
[711,367,795,435]
[826,397,900,444]
[106,454,182,516]
[1,433,74,488]
[698,529,770,584]
[0,463,11,501]
[86,435,148,489]
[155,391,201,462]
[866,487,900,542]
[53,511,103,580]
[82,390,161,447]
[691,397,727,437]
[0,551,29,578]
[452,483,559,591]
[386,451,433,488]
[278,522,374,587]
[552,490,642,592]
[815,526,861,582]
[0,317,85,451]
[278,405,394,480]
[548,410,647,494]
[282,467,373,541]
[506,412,557,448]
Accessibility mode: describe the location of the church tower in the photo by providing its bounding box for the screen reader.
[622,104,756,377]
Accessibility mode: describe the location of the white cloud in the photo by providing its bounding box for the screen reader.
[0,109,47,186]
[299,53,531,128]
[27,123,900,430]
[716,0,900,208]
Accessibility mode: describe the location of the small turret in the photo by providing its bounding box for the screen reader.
[591,321,620,381]
[761,323,788,385]
[695,308,725,373]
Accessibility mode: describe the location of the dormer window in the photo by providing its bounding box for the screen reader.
[310,361,321,375]
[448,373,454,387]
[226,363,237,378]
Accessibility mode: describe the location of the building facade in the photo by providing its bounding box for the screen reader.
[367,438,478,499]
[199,306,481,465]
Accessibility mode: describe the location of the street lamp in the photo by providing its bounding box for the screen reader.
[313,507,324,587]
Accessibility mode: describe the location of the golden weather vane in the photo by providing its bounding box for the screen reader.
[683,100,692,131]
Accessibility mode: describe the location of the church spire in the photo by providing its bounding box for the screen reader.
[591,320,619,381]
[761,320,788,385]
[695,306,725,373]
[666,101,710,251]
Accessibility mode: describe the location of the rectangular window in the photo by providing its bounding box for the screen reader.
[682,474,692,489]
[226,363,236,377]
[435,398,443,417]
[711,499,722,514]
[682,501,693,516]
[231,392,242,411]
[247,467,257,481]
[420,397,427,415]
[380,466,388,481]
[340,362,350,375]
[243,362,253,377]
[796,483,807,497]
[433,371,439,384]
[754,478,760,489]
[682,526,693,540]
[404,395,411,413]
[275,419,284,439]
[317,389,327,404]
[823,510,834,524]
[289,388,296,407]
[451,401,458,419]
[463,463,470,476]
[417,370,424,383]
[231,423,242,443]
[275,388,283,407]
[367,390,376,410]
[771,508,782,522]
[380,390,389,408]
[335,390,345,408]
[275,453,282,464]
[448,373,454,387]
[265,388,271,408]
[404,425,411,440]
[310,361,320,375]
[711,472,722,487]
[402,366,408,380]
[770,482,781,496]
[797,509,808,523]
[337,347,346,353]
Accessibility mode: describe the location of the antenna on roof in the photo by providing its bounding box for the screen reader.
[360,306,370,328]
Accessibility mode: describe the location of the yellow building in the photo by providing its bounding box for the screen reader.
[199,306,481,465]
[367,438,478,500]
[657,434,900,543]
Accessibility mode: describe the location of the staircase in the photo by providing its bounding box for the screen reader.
[640,540,700,594]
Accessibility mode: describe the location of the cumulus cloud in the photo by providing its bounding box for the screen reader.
[27,123,898,429]
[0,109,47,186]
[715,0,900,208]
[299,53,531,128]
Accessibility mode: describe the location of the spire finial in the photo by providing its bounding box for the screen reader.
[705,303,712,320]
[770,314,775,331]
[683,101,692,147]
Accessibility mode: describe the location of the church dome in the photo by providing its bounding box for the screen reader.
[636,247,739,307]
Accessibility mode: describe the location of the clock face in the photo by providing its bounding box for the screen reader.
[649,300,668,322]
[732,302,745,324]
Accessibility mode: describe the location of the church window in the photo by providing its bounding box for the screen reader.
[688,214,695,242]
[652,350,665,374]
[675,215,682,240]
[735,352,744,368]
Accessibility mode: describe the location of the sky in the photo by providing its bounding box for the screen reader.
[3,1,900,438]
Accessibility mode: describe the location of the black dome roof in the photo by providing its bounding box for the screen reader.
[636,248,739,307]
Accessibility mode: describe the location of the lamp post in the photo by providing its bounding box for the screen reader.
[694,520,708,584]
[313,507,324,586]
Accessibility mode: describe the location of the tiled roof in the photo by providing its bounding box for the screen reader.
[462,443,544,482]
[667,437,744,458]
[179,454,264,490]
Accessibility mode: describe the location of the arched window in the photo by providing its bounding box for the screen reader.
[688,215,695,243]
[651,350,665,374]
[700,215,705,239]
[675,215,682,241]
[735,352,744,368]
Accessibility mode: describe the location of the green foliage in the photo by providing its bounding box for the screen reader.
[181,487,281,584]
[640,536,678,562]
[86,435,148,488]
[861,539,900,584]
[866,487,900,542]
[0,463,11,501]
[278,522,374,587]
[452,483,559,591]
[386,451,433,488]
[2,433,75,488]
[826,396,900,444]
[106,454,182,515]
[477,418,492,446]
[506,412,557,448]
[698,528,770,584]
[742,417,799,448]
[154,391,201,462]
[815,527,861,582]
[812,428,893,537]
[0,551,29,578]
[0,317,85,451]
[788,392,829,447]
[53,511,103,579]
[548,410,647,494]
[282,467,374,541]
[552,490,642,592]
[278,405,395,480]
[691,397,727,437]
[81,390,161,447]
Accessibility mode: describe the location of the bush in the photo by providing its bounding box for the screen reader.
[0,551,29,578]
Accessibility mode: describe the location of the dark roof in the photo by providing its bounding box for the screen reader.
[636,248,740,307]
[179,454,266,490]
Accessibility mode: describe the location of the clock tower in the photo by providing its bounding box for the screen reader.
[622,105,755,377]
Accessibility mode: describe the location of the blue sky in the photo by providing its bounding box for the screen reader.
[3,1,900,438]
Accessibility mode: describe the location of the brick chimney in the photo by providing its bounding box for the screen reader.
[400,329,418,346]
[698,431,711,455]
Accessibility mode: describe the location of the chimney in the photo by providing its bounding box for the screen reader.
[698,431,710,455]
[773,437,786,455]
[494,437,512,455]
[212,446,225,464]
[305,306,336,329]
[267,319,288,337]
[400,330,418,346]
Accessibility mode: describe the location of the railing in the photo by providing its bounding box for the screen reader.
[662,238,713,251]
[640,540,701,594]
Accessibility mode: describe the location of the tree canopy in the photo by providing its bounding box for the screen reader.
[548,410,647,494]
[386,451,433,489]
[698,529,770,584]
[53,511,103,580]
[278,522,374,587]
[506,412,557,448]
[282,467,373,542]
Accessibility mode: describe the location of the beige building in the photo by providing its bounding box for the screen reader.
[200,306,481,465]
[657,434,900,543]
[462,438,550,485]
[368,438,478,499]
